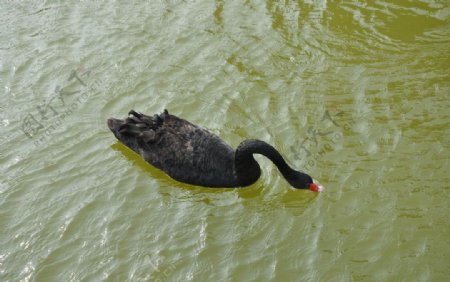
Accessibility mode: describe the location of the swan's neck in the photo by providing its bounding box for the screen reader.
[234,139,296,186]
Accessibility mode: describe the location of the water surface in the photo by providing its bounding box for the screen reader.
[1,1,449,281]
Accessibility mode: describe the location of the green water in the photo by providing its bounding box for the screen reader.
[1,1,449,281]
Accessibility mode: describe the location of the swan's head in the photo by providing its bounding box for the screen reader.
[107,117,142,153]
[288,171,324,192]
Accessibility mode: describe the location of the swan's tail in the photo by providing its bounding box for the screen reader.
[113,109,169,143]
[126,109,169,127]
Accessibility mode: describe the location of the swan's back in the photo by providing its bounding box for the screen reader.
[107,110,239,187]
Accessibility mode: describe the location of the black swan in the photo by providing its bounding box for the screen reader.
[107,110,323,192]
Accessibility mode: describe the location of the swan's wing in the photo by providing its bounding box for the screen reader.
[122,110,237,187]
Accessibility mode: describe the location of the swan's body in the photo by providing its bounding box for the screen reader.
[107,110,320,191]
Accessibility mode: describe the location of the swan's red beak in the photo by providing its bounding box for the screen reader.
[309,183,324,192]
